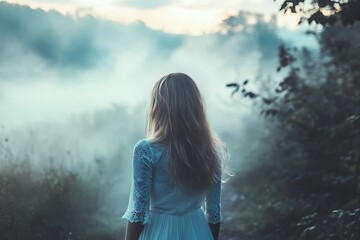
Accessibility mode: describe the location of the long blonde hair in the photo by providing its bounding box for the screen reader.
[146,72,225,192]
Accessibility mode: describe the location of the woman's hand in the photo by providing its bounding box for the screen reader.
[125,222,144,240]
[209,223,220,240]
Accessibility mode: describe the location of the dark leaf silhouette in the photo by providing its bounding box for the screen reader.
[262,108,278,117]
[278,45,296,71]
[277,0,360,26]
[226,83,240,96]
[262,97,278,104]
[244,92,257,99]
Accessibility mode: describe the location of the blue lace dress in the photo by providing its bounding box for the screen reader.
[122,139,222,240]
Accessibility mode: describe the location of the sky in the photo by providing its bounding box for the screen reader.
[4,0,300,35]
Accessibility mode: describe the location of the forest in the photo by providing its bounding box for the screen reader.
[0,0,360,239]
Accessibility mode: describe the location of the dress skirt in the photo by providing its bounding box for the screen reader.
[139,207,214,240]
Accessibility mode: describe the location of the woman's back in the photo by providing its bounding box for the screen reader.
[122,139,222,239]
[123,139,222,218]
[147,139,207,215]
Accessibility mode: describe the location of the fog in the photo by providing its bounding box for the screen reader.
[0,2,318,225]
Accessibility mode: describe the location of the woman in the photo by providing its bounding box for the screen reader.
[122,72,228,240]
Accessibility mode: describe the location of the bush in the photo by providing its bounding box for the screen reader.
[0,155,124,240]
[225,22,360,239]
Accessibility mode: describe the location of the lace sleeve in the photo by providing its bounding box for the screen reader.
[205,142,224,224]
[205,167,222,224]
[122,139,153,224]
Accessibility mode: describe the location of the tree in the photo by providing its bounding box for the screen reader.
[226,21,360,239]
[277,0,360,25]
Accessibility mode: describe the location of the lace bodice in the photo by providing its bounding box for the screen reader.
[122,139,222,224]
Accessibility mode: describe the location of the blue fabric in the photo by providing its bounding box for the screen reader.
[122,139,222,239]
[139,208,214,240]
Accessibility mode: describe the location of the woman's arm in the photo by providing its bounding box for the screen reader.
[122,140,153,239]
[125,222,145,240]
[205,166,222,240]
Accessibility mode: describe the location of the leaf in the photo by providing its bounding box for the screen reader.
[290,5,297,13]
[308,10,327,25]
[261,109,278,117]
[226,82,240,96]
[262,97,278,104]
[318,0,330,8]
[280,1,290,11]
[305,30,317,36]
[245,92,257,99]
[226,83,239,88]
[275,87,284,93]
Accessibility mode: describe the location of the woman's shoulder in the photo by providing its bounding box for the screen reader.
[134,138,149,148]
[135,138,164,148]
[134,138,165,162]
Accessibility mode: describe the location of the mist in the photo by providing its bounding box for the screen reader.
[0,1,318,234]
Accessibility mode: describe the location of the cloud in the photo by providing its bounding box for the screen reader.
[116,0,171,9]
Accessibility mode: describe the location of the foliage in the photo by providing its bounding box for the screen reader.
[226,22,360,239]
[277,0,360,26]
[0,152,124,240]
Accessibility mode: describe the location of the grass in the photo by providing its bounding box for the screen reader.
[0,153,125,240]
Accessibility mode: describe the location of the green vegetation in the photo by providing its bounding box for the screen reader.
[277,0,360,26]
[224,18,360,240]
[0,152,124,240]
